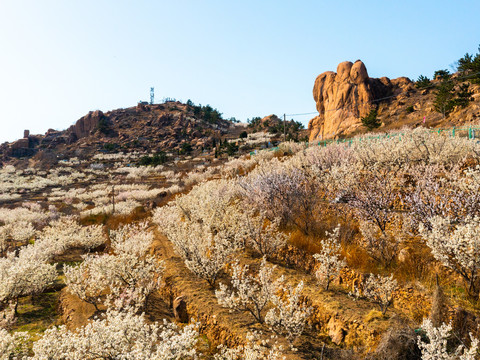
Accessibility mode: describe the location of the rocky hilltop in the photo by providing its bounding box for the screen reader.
[1,102,237,161]
[308,60,480,141]
[308,60,413,141]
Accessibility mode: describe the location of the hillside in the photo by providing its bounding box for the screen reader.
[0,101,242,162]
[4,53,480,359]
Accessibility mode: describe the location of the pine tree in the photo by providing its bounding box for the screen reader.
[361,109,381,130]
[433,79,456,118]
[455,83,474,108]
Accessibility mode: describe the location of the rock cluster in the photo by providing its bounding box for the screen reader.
[308,60,412,141]
[69,110,105,140]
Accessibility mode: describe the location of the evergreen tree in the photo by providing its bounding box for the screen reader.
[361,109,381,130]
[457,45,480,83]
[415,75,431,89]
[433,79,456,118]
[433,69,450,80]
[455,83,474,108]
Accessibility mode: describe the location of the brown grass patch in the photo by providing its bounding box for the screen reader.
[343,243,377,274]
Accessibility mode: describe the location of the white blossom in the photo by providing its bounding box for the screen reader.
[31,308,198,359]
[0,254,57,313]
[417,319,479,360]
[64,252,163,311]
[420,216,480,297]
[216,258,281,324]
[352,273,397,315]
[214,331,285,360]
[0,329,29,359]
[265,281,312,344]
[313,225,345,290]
[109,221,153,256]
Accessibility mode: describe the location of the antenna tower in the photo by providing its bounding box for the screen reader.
[150,87,154,105]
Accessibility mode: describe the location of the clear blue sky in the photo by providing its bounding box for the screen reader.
[1,0,479,143]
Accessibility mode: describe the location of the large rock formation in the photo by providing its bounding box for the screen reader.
[308,60,412,141]
[68,110,105,140]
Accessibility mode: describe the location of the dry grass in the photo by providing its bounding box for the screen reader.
[394,242,435,283]
[343,243,377,274]
[364,310,383,323]
[80,206,151,228]
[288,230,323,255]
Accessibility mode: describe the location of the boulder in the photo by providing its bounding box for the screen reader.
[327,315,346,345]
[308,60,412,141]
[70,110,105,140]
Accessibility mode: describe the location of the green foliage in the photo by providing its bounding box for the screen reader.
[361,109,381,130]
[433,79,456,117]
[103,143,118,152]
[180,142,193,155]
[96,117,110,134]
[138,151,167,166]
[415,75,431,89]
[186,100,223,124]
[454,83,474,108]
[247,117,262,128]
[239,131,248,139]
[226,142,238,156]
[406,105,415,114]
[132,140,140,148]
[433,69,450,80]
[457,45,480,83]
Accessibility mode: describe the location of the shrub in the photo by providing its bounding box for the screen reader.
[361,109,381,130]
[138,151,167,166]
[226,142,238,156]
[180,142,193,155]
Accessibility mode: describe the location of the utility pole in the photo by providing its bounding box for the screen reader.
[283,113,286,142]
[112,184,115,215]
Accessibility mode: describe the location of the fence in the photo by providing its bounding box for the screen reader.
[248,126,480,156]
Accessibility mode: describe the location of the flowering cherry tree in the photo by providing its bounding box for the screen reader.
[109,221,153,256]
[214,331,285,360]
[64,252,163,312]
[238,211,287,258]
[404,164,480,231]
[0,221,35,256]
[417,319,479,360]
[358,220,399,268]
[420,216,480,297]
[0,329,29,359]
[352,273,397,315]
[265,281,312,344]
[0,254,57,316]
[239,161,319,234]
[154,193,241,288]
[31,308,199,359]
[313,225,345,290]
[216,258,281,323]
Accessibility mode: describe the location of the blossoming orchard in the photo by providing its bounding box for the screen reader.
[2,127,480,359]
